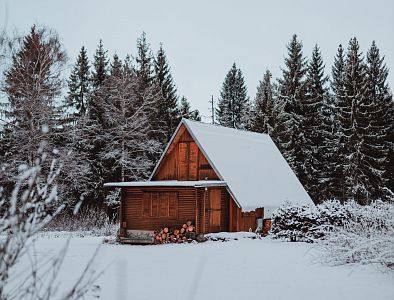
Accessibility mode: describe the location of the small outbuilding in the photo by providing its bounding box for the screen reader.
[105,119,313,240]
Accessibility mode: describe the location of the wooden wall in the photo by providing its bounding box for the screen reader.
[122,186,230,234]
[229,197,264,232]
[153,125,219,181]
[122,187,196,231]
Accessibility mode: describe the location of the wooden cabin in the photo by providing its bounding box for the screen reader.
[105,119,313,241]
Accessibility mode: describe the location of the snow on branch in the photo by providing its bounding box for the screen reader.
[0,150,100,299]
[271,200,394,269]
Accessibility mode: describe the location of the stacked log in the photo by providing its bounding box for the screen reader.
[154,220,200,244]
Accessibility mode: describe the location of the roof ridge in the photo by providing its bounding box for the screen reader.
[182,118,270,138]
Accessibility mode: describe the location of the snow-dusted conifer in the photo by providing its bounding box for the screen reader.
[340,37,371,203]
[303,45,334,202]
[272,34,307,184]
[363,41,393,199]
[134,33,167,152]
[154,44,180,142]
[76,54,119,205]
[135,32,154,99]
[91,39,108,89]
[216,63,250,129]
[251,69,274,134]
[330,44,347,200]
[66,46,90,117]
[179,96,201,121]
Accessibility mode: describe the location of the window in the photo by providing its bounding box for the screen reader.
[178,142,198,180]
[143,192,178,218]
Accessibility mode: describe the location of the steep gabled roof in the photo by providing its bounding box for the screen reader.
[151,119,314,211]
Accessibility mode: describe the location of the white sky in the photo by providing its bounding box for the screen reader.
[1,0,393,120]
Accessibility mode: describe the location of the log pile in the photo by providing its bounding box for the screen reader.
[154,220,203,244]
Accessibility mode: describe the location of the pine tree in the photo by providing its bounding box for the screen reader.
[303,45,333,202]
[272,34,307,183]
[66,46,90,117]
[363,41,393,199]
[179,96,201,121]
[91,39,108,89]
[216,63,250,129]
[154,44,179,142]
[251,69,274,134]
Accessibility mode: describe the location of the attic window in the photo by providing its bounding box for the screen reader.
[142,192,178,218]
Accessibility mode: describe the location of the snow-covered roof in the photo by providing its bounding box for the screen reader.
[104,180,227,188]
[157,119,314,211]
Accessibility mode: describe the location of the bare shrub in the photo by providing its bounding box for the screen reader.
[321,201,394,269]
[271,200,394,269]
[0,151,100,299]
[45,206,118,236]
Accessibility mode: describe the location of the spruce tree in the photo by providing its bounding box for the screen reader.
[386,102,394,193]
[272,34,307,183]
[179,96,201,121]
[303,45,333,202]
[216,63,250,129]
[91,39,108,89]
[251,69,274,134]
[76,49,112,206]
[341,37,369,202]
[110,54,122,77]
[154,44,179,142]
[363,41,393,199]
[135,32,154,98]
[66,46,90,117]
[331,44,347,200]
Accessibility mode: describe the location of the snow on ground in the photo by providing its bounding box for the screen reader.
[9,232,394,300]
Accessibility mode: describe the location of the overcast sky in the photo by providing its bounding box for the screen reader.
[2,0,393,119]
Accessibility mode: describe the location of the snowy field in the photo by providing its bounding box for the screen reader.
[9,232,394,300]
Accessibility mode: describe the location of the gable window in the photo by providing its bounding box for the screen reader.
[178,142,198,180]
[143,192,178,218]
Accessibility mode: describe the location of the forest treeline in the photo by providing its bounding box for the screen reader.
[0,26,200,210]
[0,26,393,212]
[217,35,393,204]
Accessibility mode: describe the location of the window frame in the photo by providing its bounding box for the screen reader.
[142,191,178,219]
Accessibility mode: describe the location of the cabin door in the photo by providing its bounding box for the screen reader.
[208,188,221,232]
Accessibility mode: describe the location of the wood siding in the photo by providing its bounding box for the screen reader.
[122,186,230,234]
[229,197,264,232]
[122,187,196,231]
[153,125,219,181]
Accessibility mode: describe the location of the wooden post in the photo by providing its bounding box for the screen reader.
[229,197,233,232]
[195,188,198,234]
[203,187,207,233]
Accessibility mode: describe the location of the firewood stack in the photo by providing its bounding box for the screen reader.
[154,220,199,244]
